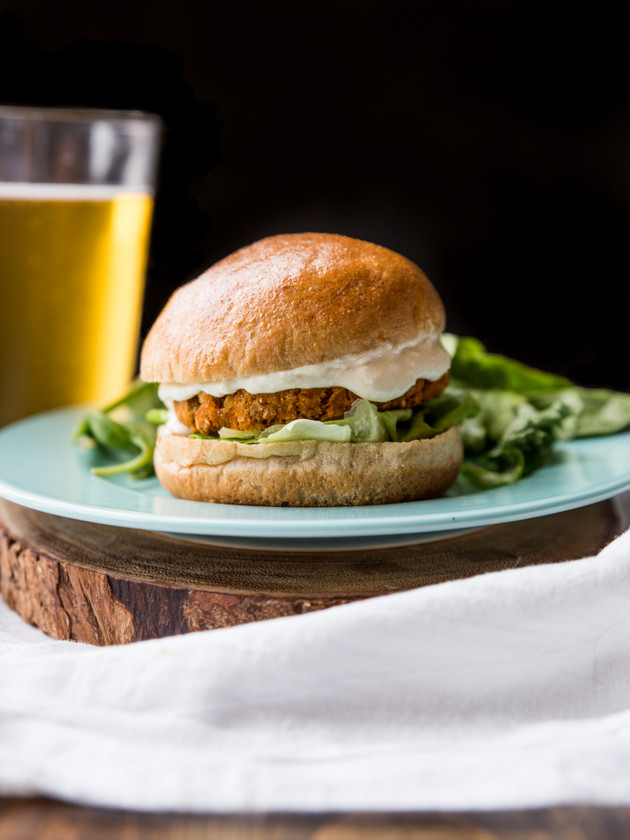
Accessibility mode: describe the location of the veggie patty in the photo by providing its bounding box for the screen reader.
[174,373,450,435]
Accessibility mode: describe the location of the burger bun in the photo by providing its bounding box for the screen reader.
[154,425,463,507]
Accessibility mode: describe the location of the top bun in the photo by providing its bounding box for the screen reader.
[140,232,445,385]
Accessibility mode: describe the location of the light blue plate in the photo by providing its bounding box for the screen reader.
[0,405,629,541]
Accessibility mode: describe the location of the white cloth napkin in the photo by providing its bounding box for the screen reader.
[1,493,630,814]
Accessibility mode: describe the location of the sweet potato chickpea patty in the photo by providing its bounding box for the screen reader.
[174,372,449,436]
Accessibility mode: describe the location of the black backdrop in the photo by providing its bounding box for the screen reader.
[2,0,629,390]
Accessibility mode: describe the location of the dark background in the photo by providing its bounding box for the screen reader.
[2,0,629,390]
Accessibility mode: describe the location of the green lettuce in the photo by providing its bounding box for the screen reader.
[201,395,473,445]
[443,334,573,393]
[73,380,163,478]
[445,335,630,489]
[74,336,630,489]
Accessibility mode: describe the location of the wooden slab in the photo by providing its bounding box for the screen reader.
[2,797,630,840]
[0,497,621,645]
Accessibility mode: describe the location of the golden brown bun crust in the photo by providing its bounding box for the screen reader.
[154,425,462,507]
[140,232,445,384]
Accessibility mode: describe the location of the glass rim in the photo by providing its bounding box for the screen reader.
[0,104,162,127]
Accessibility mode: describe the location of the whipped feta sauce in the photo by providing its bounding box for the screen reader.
[157,330,451,433]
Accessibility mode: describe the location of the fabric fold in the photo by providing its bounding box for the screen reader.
[0,493,629,813]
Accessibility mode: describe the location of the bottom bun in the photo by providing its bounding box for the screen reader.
[154,425,463,507]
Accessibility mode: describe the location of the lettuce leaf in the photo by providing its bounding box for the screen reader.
[212,396,471,445]
[444,334,573,393]
[562,388,630,439]
[73,380,162,478]
[260,418,352,443]
[454,387,582,488]
[397,392,479,443]
[445,335,630,489]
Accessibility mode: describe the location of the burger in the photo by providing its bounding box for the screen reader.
[140,232,465,506]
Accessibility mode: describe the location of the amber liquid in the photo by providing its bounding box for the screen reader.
[0,185,153,426]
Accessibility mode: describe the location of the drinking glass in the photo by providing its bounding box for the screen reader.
[0,105,161,426]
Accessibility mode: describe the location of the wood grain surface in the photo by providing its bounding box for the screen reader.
[2,799,630,840]
[0,497,621,645]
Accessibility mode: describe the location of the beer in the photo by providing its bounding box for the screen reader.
[0,183,153,426]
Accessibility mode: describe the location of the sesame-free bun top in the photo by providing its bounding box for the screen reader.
[140,232,446,385]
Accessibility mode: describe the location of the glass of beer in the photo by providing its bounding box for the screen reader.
[0,106,161,427]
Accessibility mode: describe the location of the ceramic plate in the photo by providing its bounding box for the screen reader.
[0,406,629,540]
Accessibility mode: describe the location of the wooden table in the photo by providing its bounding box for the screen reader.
[0,496,626,837]
[2,799,630,839]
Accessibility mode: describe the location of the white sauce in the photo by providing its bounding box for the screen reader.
[158,330,450,433]
[161,413,192,436]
